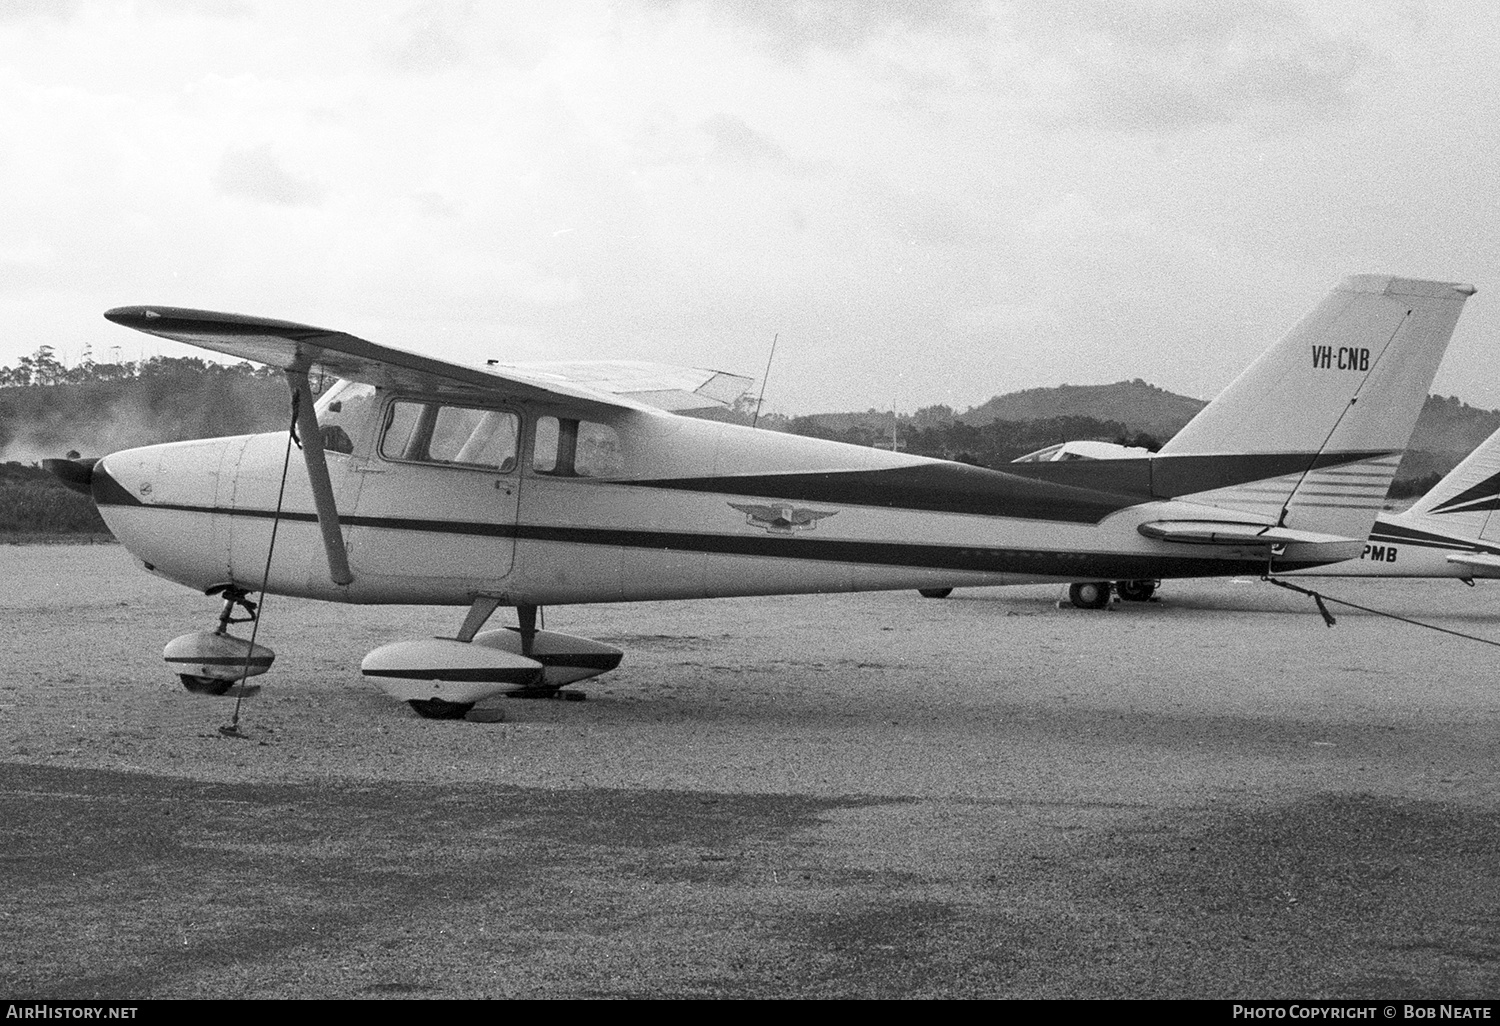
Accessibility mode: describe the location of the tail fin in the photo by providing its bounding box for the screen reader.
[1157,275,1474,539]
[1402,425,1500,545]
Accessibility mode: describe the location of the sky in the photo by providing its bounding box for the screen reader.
[2,0,1498,416]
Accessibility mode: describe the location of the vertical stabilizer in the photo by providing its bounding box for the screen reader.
[1157,275,1474,539]
[1401,424,1500,545]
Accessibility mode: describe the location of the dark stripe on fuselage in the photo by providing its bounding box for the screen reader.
[1428,469,1500,516]
[1425,497,1500,517]
[92,449,1392,526]
[631,450,1392,523]
[1368,519,1500,555]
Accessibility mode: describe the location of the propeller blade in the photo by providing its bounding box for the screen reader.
[42,457,99,497]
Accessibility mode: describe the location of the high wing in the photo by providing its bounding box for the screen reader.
[486,359,752,412]
[103,305,753,587]
[102,306,752,415]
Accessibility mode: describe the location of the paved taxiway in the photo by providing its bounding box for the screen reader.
[1,545,1496,998]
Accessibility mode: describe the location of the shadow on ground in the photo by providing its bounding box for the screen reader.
[2,763,1495,999]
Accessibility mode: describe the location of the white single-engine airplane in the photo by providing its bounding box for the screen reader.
[50,275,1473,718]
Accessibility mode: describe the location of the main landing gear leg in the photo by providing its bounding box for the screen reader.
[517,603,538,657]
[505,603,584,702]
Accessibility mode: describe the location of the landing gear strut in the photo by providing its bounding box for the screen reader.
[208,585,260,630]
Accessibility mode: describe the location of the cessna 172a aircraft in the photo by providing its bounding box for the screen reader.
[49,274,1473,718]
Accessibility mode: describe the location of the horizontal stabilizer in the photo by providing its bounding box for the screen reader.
[1444,552,1500,576]
[1138,520,1357,547]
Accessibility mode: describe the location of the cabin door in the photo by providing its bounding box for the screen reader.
[344,398,522,589]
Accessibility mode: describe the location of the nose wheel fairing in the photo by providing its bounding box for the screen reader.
[163,586,276,694]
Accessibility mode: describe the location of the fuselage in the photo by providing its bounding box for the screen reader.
[88,384,1377,607]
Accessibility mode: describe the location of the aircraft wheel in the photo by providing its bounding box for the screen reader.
[1068,581,1112,610]
[1116,580,1157,602]
[180,674,234,696]
[918,588,954,599]
[407,698,475,720]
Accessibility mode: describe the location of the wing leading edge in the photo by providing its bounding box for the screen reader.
[102,306,751,414]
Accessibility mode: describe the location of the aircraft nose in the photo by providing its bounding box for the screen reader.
[78,442,238,591]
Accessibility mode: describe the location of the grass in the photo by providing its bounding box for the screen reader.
[0,473,112,539]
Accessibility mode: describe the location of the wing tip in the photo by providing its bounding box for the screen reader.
[102,305,332,337]
[103,305,153,327]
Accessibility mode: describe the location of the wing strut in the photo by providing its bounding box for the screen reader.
[287,370,354,586]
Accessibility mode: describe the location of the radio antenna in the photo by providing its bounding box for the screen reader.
[752,333,779,429]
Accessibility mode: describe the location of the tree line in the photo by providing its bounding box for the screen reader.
[0,344,282,389]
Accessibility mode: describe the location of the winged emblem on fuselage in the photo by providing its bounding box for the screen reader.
[729,502,838,534]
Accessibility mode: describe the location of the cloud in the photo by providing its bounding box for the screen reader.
[380,0,471,73]
[701,112,794,169]
[214,145,327,206]
[1004,0,1392,133]
[700,0,985,56]
[0,0,85,22]
[944,300,1057,335]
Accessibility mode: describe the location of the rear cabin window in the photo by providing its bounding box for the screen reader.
[380,401,519,471]
[532,416,623,478]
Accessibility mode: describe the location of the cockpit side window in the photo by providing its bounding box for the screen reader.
[379,399,519,472]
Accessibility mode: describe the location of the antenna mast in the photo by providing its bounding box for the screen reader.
[752,333,779,429]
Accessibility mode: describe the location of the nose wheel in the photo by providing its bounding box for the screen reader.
[407,698,475,720]
[180,674,235,696]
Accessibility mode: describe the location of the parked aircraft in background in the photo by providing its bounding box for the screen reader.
[1290,421,1500,581]
[49,275,1473,717]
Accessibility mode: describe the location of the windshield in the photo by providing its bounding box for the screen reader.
[313,380,379,455]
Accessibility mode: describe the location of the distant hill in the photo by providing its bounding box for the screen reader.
[1396,395,1500,486]
[806,380,1207,439]
[1406,394,1500,459]
[806,383,1500,488]
[958,379,1206,438]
